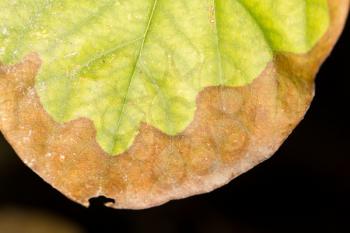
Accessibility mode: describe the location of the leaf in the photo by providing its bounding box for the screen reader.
[0,0,330,154]
[0,0,348,209]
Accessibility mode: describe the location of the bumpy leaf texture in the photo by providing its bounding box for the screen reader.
[0,0,348,209]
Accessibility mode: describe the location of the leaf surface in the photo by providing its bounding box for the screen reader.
[0,0,348,209]
[0,0,329,154]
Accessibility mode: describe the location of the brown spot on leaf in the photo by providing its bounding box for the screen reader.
[0,0,348,209]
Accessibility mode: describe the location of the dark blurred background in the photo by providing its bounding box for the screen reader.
[0,20,349,233]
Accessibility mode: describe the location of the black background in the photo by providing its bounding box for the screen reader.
[0,19,349,233]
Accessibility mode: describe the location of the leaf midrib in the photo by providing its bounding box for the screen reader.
[110,0,159,152]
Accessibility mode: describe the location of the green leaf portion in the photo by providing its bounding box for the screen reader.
[0,0,329,155]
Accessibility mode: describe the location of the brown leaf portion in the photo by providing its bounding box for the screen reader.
[0,0,348,209]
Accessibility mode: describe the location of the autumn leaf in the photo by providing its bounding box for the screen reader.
[0,0,348,209]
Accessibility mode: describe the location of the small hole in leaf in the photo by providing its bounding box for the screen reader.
[89,196,115,207]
